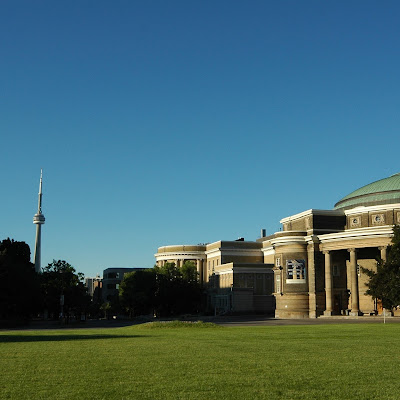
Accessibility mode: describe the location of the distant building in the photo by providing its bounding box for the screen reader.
[155,172,400,318]
[102,268,144,302]
[85,275,102,301]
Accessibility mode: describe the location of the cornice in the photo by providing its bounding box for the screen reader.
[261,245,274,254]
[154,251,206,260]
[304,235,321,244]
[280,209,344,224]
[344,203,400,215]
[270,236,307,247]
[318,225,394,244]
[205,248,263,257]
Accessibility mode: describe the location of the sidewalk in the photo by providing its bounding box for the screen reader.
[3,314,400,331]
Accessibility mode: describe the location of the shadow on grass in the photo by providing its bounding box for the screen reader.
[0,334,146,343]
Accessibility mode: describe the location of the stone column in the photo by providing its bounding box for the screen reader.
[379,246,388,262]
[197,259,203,284]
[204,261,209,283]
[323,251,333,316]
[348,248,360,316]
[307,242,318,318]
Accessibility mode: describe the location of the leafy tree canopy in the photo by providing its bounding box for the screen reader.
[154,261,201,317]
[41,260,90,319]
[0,238,40,319]
[181,260,198,283]
[119,261,203,318]
[119,269,156,317]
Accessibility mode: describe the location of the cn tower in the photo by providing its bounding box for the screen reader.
[33,169,45,273]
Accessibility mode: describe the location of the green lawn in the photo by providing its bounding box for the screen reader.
[0,321,399,400]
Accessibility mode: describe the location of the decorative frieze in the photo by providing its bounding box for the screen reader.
[350,216,361,228]
[371,213,385,226]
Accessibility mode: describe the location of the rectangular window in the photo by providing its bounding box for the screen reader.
[286,260,306,283]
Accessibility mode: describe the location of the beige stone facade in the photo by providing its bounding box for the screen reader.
[154,173,400,318]
[269,207,393,318]
[155,241,274,314]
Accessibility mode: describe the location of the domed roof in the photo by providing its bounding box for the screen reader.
[334,173,400,210]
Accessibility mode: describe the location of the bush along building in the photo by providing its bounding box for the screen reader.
[155,173,400,318]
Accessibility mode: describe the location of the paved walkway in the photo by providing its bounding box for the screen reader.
[3,314,400,331]
[207,314,400,326]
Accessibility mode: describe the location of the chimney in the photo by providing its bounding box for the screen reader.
[261,228,266,238]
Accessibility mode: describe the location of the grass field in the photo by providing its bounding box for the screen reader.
[1,321,399,400]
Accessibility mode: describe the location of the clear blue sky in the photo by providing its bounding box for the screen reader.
[1,1,400,278]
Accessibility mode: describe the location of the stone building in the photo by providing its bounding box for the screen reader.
[155,242,274,314]
[155,173,400,318]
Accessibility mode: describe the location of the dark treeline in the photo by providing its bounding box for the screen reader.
[119,261,203,317]
[0,238,91,323]
[1,238,204,324]
[0,238,41,320]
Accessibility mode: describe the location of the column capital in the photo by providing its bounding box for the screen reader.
[322,250,330,255]
[379,246,388,262]
[347,248,357,253]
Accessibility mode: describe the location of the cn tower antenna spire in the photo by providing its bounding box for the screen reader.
[33,169,45,273]
[38,169,43,213]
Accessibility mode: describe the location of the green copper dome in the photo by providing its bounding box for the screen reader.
[334,173,400,210]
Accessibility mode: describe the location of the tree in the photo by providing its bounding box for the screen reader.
[41,260,91,320]
[117,262,203,318]
[100,301,112,320]
[181,260,198,283]
[0,238,41,321]
[363,225,400,312]
[154,261,202,317]
[154,262,182,281]
[119,269,156,317]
